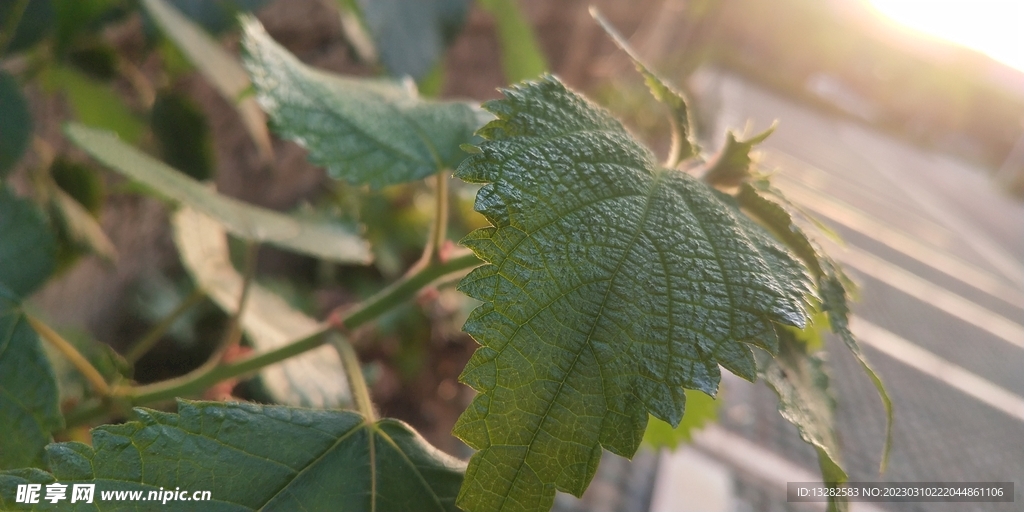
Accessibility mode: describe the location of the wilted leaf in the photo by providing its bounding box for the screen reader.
[0,288,63,470]
[0,400,465,511]
[0,71,32,177]
[0,187,57,297]
[65,123,371,264]
[478,0,547,84]
[453,76,812,512]
[241,17,485,188]
[142,0,273,163]
[172,207,351,408]
[355,0,470,80]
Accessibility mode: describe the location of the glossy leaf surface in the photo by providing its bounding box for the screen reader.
[241,17,484,188]
[453,76,812,512]
[0,400,465,511]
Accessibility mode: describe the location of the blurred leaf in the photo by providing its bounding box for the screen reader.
[51,0,127,56]
[49,187,117,266]
[0,0,54,54]
[142,0,274,163]
[701,125,774,187]
[478,0,547,84]
[43,327,129,405]
[50,157,104,215]
[758,327,848,512]
[150,90,214,180]
[0,71,32,178]
[172,207,352,408]
[0,400,466,511]
[163,0,270,34]
[0,288,63,469]
[0,187,57,297]
[66,42,119,80]
[354,0,470,80]
[242,17,486,188]
[42,66,145,144]
[65,123,372,264]
[593,9,699,164]
[642,389,719,450]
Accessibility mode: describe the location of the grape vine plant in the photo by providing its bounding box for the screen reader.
[0,5,891,512]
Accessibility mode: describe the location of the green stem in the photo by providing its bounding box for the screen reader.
[0,0,29,57]
[126,289,206,364]
[331,336,376,421]
[28,315,111,397]
[425,171,450,262]
[64,250,483,427]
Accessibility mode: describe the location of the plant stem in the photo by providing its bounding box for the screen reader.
[331,335,376,421]
[0,0,29,57]
[27,316,111,397]
[126,289,206,363]
[425,171,450,263]
[61,250,483,427]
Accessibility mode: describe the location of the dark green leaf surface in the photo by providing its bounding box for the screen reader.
[453,76,812,512]
[64,123,371,264]
[0,188,57,297]
[356,0,470,80]
[0,71,32,177]
[241,17,484,188]
[758,327,848,512]
[0,288,63,470]
[592,9,698,164]
[0,400,465,511]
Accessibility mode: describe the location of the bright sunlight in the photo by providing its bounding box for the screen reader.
[866,0,1024,72]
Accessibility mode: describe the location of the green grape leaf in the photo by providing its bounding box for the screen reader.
[758,327,848,512]
[0,187,57,297]
[452,75,812,512]
[64,123,372,264]
[241,17,486,188]
[738,181,892,472]
[591,9,698,165]
[172,207,351,408]
[642,389,718,450]
[0,71,32,178]
[0,400,465,511]
[701,125,775,187]
[355,0,471,80]
[0,288,63,470]
[142,0,273,163]
[478,0,547,84]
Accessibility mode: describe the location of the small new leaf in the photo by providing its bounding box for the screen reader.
[241,17,484,188]
[0,288,63,470]
[702,126,775,187]
[0,400,465,511]
[453,76,813,512]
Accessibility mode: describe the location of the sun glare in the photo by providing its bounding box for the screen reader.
[866,0,1024,73]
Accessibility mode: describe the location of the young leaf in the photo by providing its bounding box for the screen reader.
[353,0,471,81]
[241,17,485,188]
[453,76,812,512]
[0,288,63,470]
[142,0,274,163]
[0,188,57,297]
[591,9,698,165]
[64,123,372,264]
[478,0,547,84]
[172,207,351,408]
[641,389,718,450]
[758,328,848,512]
[0,71,32,178]
[701,126,775,188]
[0,400,466,511]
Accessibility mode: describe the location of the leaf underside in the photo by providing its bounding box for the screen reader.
[0,400,465,511]
[241,17,484,188]
[452,75,813,512]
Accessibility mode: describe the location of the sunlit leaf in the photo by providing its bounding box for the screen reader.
[701,125,775,187]
[241,17,485,188]
[172,207,351,408]
[142,0,273,163]
[0,288,63,470]
[0,188,57,297]
[65,123,372,264]
[453,75,812,512]
[0,400,465,511]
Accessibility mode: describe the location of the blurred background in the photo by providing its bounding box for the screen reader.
[1,0,1021,510]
